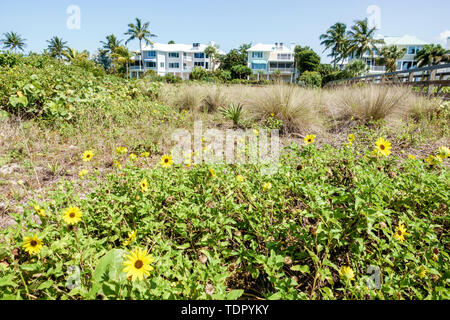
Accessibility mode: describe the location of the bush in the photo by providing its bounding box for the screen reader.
[190,66,209,81]
[0,51,20,67]
[164,73,182,84]
[298,71,322,88]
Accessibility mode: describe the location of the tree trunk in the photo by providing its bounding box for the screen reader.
[139,39,144,78]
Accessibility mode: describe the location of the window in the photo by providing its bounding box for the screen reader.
[168,52,179,58]
[194,61,204,67]
[402,61,413,70]
[145,61,156,68]
[277,53,291,60]
[407,46,416,55]
[397,61,402,70]
[169,63,179,68]
[251,63,266,70]
[205,62,209,69]
[252,52,263,58]
[183,52,187,57]
[194,52,204,59]
[160,62,164,68]
[146,51,156,58]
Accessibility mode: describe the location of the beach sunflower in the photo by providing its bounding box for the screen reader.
[393,223,409,242]
[304,134,316,145]
[22,235,43,255]
[140,152,150,158]
[123,230,137,246]
[62,206,83,225]
[129,153,137,162]
[408,155,416,160]
[140,179,149,193]
[262,182,272,191]
[160,154,173,168]
[78,169,88,178]
[339,266,355,281]
[419,266,426,279]
[116,146,127,155]
[253,129,259,137]
[374,137,391,157]
[347,133,355,142]
[436,146,450,159]
[82,150,94,162]
[122,248,154,281]
[34,205,47,217]
[425,155,442,166]
[208,167,216,178]
[236,175,245,182]
[113,160,122,169]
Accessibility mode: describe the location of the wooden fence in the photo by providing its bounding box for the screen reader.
[325,63,450,98]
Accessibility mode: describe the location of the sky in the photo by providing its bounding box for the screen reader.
[0,0,449,63]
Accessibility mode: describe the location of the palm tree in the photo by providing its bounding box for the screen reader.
[111,45,134,79]
[63,48,90,62]
[319,22,348,68]
[376,45,406,72]
[124,18,157,73]
[415,44,450,67]
[1,31,26,53]
[47,36,69,61]
[100,34,122,54]
[347,19,384,59]
[204,43,220,71]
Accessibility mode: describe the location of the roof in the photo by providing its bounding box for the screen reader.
[141,42,225,54]
[247,43,294,53]
[376,35,428,46]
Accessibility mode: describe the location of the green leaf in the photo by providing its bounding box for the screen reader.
[290,265,310,274]
[0,275,18,288]
[226,289,244,300]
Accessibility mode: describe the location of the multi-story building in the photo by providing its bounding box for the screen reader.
[247,43,296,82]
[129,42,223,79]
[344,35,428,74]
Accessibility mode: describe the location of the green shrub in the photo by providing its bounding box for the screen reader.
[298,71,322,88]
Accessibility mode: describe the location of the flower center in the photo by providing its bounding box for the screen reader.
[397,230,402,235]
[165,158,169,163]
[30,240,37,247]
[70,212,75,218]
[380,145,385,150]
[134,260,143,269]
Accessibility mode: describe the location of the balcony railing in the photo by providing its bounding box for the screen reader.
[268,68,295,73]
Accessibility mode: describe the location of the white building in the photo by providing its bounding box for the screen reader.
[344,35,428,74]
[247,43,296,82]
[130,42,223,79]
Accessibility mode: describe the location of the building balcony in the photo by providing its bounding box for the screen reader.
[268,68,295,74]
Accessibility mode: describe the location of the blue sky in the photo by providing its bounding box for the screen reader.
[1,0,449,62]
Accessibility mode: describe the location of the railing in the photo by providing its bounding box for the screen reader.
[268,68,295,73]
[325,63,450,96]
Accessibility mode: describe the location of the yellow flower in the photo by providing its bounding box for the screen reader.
[345,142,353,148]
[123,230,137,246]
[436,146,450,159]
[209,167,216,178]
[22,235,43,255]
[113,160,122,169]
[115,146,128,155]
[34,205,47,217]
[122,248,154,281]
[82,150,94,162]
[393,223,409,242]
[140,179,149,193]
[62,206,83,225]
[129,153,137,162]
[184,157,192,168]
[253,129,259,137]
[339,266,355,281]
[419,266,426,279]
[262,182,272,191]
[348,133,355,142]
[408,155,416,160]
[374,137,392,157]
[78,169,88,178]
[236,175,245,182]
[160,154,173,168]
[304,134,316,145]
[140,152,150,158]
[425,155,442,166]
[271,113,275,117]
